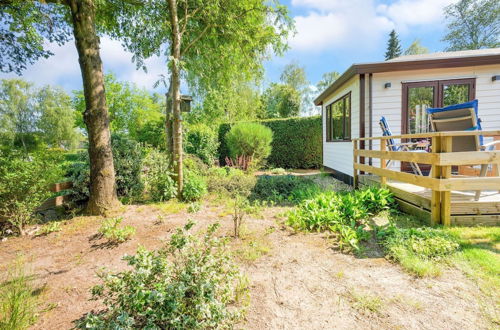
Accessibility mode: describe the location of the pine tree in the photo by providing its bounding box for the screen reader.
[385,30,402,60]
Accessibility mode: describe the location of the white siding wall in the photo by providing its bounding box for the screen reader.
[369,64,500,168]
[322,76,359,176]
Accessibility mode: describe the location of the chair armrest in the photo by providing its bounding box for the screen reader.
[480,140,500,150]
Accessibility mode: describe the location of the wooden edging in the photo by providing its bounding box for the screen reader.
[354,150,500,166]
[352,130,500,142]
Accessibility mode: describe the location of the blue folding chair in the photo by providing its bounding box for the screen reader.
[427,100,500,200]
[379,116,427,176]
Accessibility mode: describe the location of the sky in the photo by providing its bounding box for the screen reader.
[0,0,458,95]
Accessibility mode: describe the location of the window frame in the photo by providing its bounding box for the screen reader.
[325,92,351,142]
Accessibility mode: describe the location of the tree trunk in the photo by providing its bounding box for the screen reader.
[167,0,183,196]
[68,0,119,215]
[165,79,174,161]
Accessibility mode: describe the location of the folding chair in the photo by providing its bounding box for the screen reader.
[427,100,500,200]
[379,116,427,176]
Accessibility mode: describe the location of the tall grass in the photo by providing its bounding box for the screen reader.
[0,262,42,330]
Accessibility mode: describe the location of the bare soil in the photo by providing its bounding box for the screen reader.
[0,199,490,329]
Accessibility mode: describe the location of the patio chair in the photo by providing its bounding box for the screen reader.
[379,116,427,176]
[427,100,500,200]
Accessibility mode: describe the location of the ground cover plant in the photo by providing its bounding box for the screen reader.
[98,217,135,244]
[77,221,247,329]
[250,175,323,204]
[286,186,394,251]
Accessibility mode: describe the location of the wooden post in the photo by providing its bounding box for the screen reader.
[430,136,441,226]
[440,136,452,226]
[353,139,359,189]
[380,139,387,186]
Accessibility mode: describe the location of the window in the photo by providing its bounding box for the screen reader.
[325,92,351,141]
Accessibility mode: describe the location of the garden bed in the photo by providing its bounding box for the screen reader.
[0,174,497,329]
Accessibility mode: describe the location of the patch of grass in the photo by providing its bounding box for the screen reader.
[348,289,383,314]
[233,231,272,263]
[37,221,62,236]
[0,262,44,330]
[98,217,135,244]
[151,200,186,214]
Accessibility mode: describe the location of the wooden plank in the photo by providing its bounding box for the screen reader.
[438,151,500,166]
[440,177,500,191]
[380,140,387,186]
[388,185,431,210]
[353,139,359,189]
[354,163,440,190]
[355,149,438,164]
[451,201,500,215]
[395,198,431,225]
[49,181,73,192]
[440,136,452,226]
[37,195,70,211]
[450,215,500,226]
[431,136,441,226]
[353,130,500,142]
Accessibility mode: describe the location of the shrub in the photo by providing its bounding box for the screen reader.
[219,116,321,169]
[206,167,256,197]
[250,175,322,204]
[0,150,63,235]
[142,149,177,202]
[286,187,394,251]
[98,217,135,244]
[185,124,219,165]
[68,134,144,204]
[377,225,460,276]
[225,122,273,168]
[181,172,207,202]
[77,221,247,329]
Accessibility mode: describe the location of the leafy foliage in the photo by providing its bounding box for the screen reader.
[206,167,257,197]
[0,150,63,235]
[225,122,273,168]
[404,39,429,55]
[185,124,219,165]
[286,187,394,251]
[68,135,144,205]
[98,217,135,244]
[142,149,177,202]
[219,116,322,169]
[250,175,322,204]
[261,83,301,118]
[316,71,340,93]
[442,0,500,50]
[77,221,247,329]
[181,172,207,202]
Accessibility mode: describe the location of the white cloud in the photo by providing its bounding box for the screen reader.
[290,0,393,52]
[288,0,456,53]
[377,0,458,30]
[0,37,168,93]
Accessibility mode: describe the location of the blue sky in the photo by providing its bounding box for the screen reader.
[0,0,457,95]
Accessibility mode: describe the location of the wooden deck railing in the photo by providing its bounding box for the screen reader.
[353,130,500,226]
[37,181,73,211]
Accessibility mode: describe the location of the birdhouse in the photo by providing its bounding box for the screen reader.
[165,94,192,113]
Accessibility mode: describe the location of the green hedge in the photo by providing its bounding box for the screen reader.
[218,116,321,169]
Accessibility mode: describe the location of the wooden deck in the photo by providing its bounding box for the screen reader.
[360,175,500,226]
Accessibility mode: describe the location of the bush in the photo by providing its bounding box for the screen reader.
[98,217,136,244]
[181,172,207,202]
[286,187,394,251]
[185,124,219,165]
[250,175,322,204]
[0,150,63,235]
[225,122,273,168]
[142,149,177,202]
[206,167,256,197]
[68,134,144,204]
[219,116,321,169]
[377,226,460,276]
[77,221,247,329]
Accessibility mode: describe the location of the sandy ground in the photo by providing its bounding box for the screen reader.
[0,201,490,330]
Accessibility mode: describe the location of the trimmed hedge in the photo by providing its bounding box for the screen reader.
[218,116,321,169]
